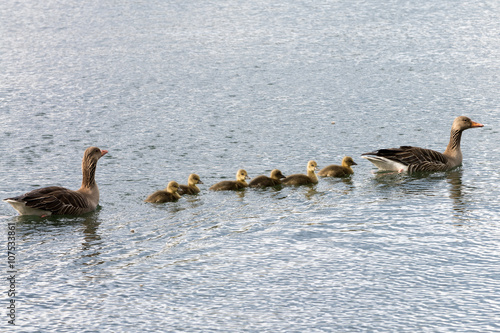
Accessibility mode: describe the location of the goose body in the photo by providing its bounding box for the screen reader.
[145,181,181,203]
[3,147,108,216]
[318,156,357,177]
[249,169,285,188]
[178,174,203,195]
[282,160,318,186]
[362,116,483,173]
[210,169,250,191]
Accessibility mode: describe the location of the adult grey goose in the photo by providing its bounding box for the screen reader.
[362,116,483,173]
[3,146,108,216]
[248,169,286,188]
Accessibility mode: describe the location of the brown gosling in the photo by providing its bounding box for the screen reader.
[318,156,357,177]
[178,174,203,195]
[209,169,250,191]
[282,160,318,186]
[248,169,286,188]
[145,181,181,203]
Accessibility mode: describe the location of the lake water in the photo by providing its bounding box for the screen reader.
[1,0,500,331]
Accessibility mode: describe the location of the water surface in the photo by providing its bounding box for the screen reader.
[1,0,499,331]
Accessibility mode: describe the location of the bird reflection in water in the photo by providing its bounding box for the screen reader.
[81,211,102,256]
[446,170,470,224]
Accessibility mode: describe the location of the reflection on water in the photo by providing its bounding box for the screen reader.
[80,212,103,269]
[367,169,472,223]
[15,210,104,268]
[446,170,470,224]
[81,212,102,249]
[322,176,355,195]
[303,185,319,200]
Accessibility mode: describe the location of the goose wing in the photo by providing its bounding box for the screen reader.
[7,186,91,215]
[363,146,449,172]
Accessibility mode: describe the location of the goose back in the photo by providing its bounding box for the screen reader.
[363,146,451,173]
[4,186,96,216]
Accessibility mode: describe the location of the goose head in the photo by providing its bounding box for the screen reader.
[83,146,107,167]
[453,116,484,131]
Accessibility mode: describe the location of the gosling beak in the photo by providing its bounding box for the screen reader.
[198,180,204,184]
[352,161,358,165]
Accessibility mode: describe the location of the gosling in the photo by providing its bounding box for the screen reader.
[318,156,357,177]
[209,169,250,191]
[282,160,318,186]
[178,174,203,195]
[145,181,181,203]
[249,169,286,188]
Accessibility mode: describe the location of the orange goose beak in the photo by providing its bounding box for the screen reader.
[471,121,484,128]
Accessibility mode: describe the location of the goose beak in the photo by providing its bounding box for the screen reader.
[471,121,484,128]
[101,150,109,156]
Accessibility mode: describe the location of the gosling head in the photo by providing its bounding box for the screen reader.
[270,169,286,180]
[342,156,357,167]
[188,173,203,186]
[307,160,318,173]
[166,181,180,194]
[236,169,250,182]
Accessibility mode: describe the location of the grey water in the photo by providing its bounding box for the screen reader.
[1,0,500,331]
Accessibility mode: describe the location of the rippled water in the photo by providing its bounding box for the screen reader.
[1,0,500,331]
